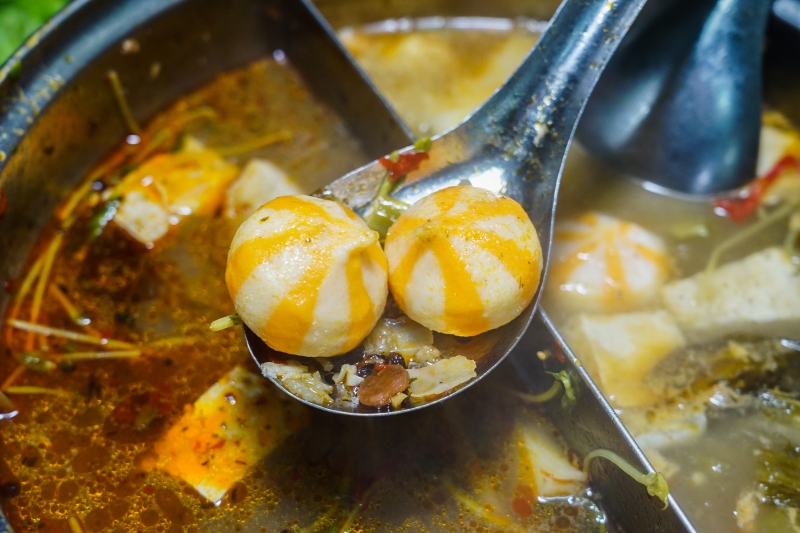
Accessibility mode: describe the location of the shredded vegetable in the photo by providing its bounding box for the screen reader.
[215,130,293,157]
[106,69,141,134]
[48,284,96,330]
[546,370,577,409]
[4,255,43,344]
[0,365,25,390]
[584,449,669,509]
[5,386,72,398]
[361,172,409,241]
[511,380,563,404]
[210,314,242,331]
[26,233,63,350]
[704,200,798,278]
[58,350,142,361]
[68,515,84,533]
[446,482,524,532]
[7,319,135,349]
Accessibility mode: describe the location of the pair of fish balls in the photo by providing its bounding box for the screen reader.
[225,186,543,357]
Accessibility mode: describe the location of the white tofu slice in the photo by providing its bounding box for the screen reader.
[661,247,800,342]
[113,191,170,244]
[518,420,587,498]
[225,159,303,218]
[563,310,686,408]
[620,403,707,451]
[154,366,309,504]
[113,141,239,245]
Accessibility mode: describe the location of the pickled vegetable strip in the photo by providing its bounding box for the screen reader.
[215,130,293,157]
[130,107,217,166]
[26,233,63,350]
[5,386,72,398]
[335,502,363,533]
[49,285,99,334]
[57,178,97,227]
[107,70,141,134]
[512,380,562,403]
[0,390,17,419]
[58,350,141,361]
[68,515,84,533]
[705,200,798,277]
[145,336,203,348]
[4,255,43,345]
[0,365,25,391]
[7,319,134,349]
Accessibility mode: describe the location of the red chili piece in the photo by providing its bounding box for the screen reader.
[512,484,536,519]
[378,151,430,182]
[512,496,533,519]
[713,155,799,222]
[0,188,7,221]
[553,340,565,363]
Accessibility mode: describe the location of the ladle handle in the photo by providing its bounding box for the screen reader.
[467,0,650,177]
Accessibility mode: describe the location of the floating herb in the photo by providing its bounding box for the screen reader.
[584,449,669,509]
[210,314,242,331]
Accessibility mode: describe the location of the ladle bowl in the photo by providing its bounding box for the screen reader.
[246,0,650,415]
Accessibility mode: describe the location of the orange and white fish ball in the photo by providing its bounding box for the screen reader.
[225,195,388,357]
[546,212,671,314]
[384,186,542,337]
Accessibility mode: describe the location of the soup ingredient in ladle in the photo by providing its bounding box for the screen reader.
[225,195,388,357]
[385,185,543,336]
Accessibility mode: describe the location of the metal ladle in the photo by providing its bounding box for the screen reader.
[246,0,650,415]
[577,0,773,196]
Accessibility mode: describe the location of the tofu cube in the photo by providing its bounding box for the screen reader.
[661,247,800,342]
[225,159,303,219]
[154,366,309,504]
[114,144,239,245]
[518,419,587,497]
[563,311,686,408]
[620,403,707,452]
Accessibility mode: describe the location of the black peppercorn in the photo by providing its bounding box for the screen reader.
[387,352,406,368]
